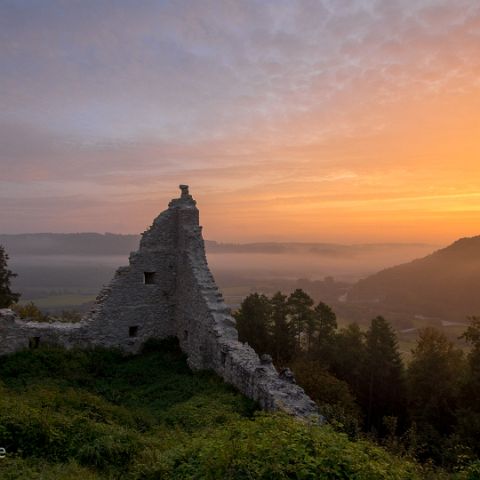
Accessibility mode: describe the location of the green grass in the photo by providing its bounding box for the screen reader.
[0,339,476,479]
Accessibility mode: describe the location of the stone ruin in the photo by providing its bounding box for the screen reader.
[0,186,319,419]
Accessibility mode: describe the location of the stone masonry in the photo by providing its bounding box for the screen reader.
[0,186,319,419]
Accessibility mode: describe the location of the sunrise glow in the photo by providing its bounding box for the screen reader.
[1,1,479,243]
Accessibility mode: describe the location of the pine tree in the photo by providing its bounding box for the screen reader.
[234,293,271,354]
[360,316,406,434]
[0,245,20,308]
[287,289,315,354]
[331,323,365,395]
[314,301,338,363]
[315,301,337,338]
[270,292,295,365]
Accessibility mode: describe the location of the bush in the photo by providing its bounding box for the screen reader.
[135,413,422,479]
[0,340,452,479]
[11,301,49,322]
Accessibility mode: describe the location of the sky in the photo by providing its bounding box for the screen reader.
[1,0,479,243]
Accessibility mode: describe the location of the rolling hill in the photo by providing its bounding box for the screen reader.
[346,236,480,323]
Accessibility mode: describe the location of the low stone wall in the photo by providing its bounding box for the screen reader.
[0,308,88,354]
[0,186,319,420]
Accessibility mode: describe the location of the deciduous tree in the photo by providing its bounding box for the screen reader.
[408,328,463,435]
[457,317,480,456]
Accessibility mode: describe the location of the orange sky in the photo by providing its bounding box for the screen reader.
[1,1,480,243]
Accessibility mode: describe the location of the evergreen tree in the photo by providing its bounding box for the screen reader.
[331,323,365,397]
[0,245,20,308]
[315,301,337,338]
[360,316,406,434]
[234,293,271,354]
[270,292,295,365]
[287,289,315,354]
[314,301,338,363]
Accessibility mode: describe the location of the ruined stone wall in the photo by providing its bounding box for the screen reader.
[1,201,180,354]
[0,186,319,420]
[0,309,86,355]
[174,214,318,417]
[80,205,179,352]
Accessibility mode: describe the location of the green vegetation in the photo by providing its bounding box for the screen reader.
[235,291,480,472]
[0,245,20,308]
[11,301,50,322]
[11,301,83,323]
[1,339,469,479]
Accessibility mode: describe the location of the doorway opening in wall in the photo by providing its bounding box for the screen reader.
[144,272,156,284]
[129,326,139,337]
[29,337,40,349]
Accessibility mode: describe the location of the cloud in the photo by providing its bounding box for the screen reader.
[2,0,477,140]
[1,0,479,240]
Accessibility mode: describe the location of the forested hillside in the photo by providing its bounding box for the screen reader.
[234,291,480,473]
[347,236,480,322]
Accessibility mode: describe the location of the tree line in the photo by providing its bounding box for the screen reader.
[234,289,480,469]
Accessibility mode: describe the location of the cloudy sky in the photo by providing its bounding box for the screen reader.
[1,0,479,242]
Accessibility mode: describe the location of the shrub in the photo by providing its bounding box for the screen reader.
[11,301,49,322]
[0,340,454,479]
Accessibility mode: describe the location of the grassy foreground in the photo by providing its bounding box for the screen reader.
[0,339,477,479]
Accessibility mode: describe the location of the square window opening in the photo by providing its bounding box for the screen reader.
[29,337,40,349]
[129,326,139,337]
[144,272,156,284]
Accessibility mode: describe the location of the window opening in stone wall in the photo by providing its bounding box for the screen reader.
[221,351,227,366]
[144,272,156,284]
[184,330,188,341]
[129,326,139,337]
[29,337,40,349]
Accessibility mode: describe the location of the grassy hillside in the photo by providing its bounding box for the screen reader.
[0,339,477,479]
